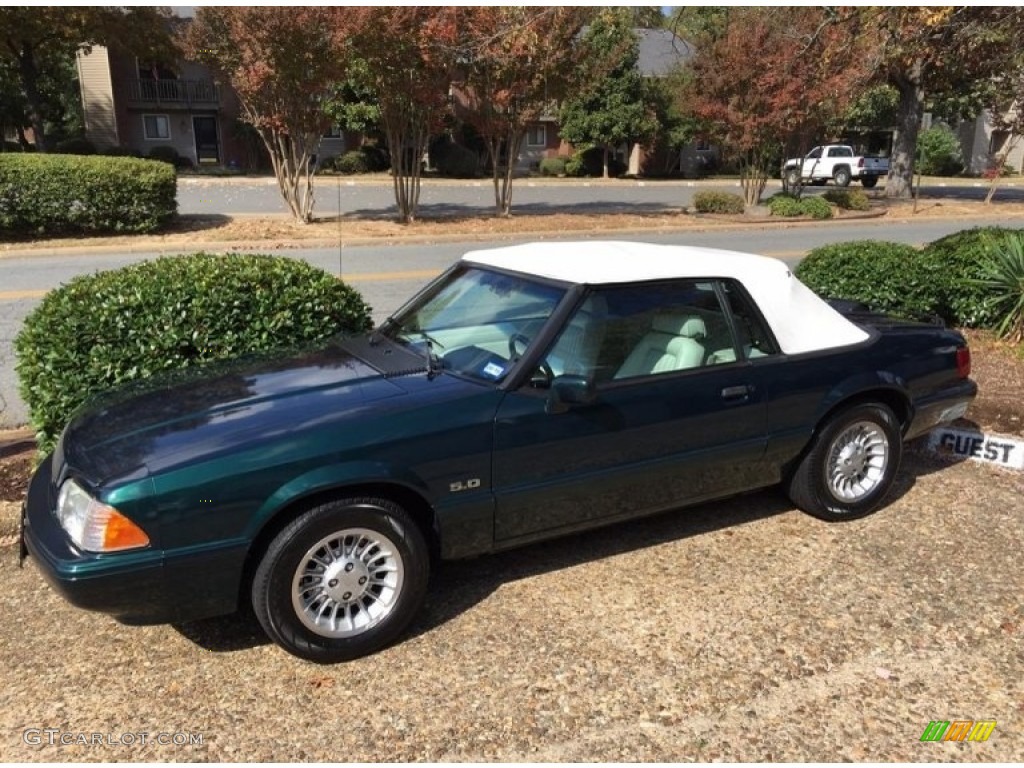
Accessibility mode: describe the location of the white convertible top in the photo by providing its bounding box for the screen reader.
[462,241,869,355]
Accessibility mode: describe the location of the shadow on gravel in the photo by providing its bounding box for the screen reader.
[172,610,271,654]
[167,450,961,656]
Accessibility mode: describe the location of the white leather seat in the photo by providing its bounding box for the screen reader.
[615,315,706,378]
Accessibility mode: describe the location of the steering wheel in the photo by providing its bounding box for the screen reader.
[509,333,554,385]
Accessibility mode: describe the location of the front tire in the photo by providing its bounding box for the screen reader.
[786,403,902,522]
[252,497,429,663]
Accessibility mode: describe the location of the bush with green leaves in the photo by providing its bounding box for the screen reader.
[693,190,745,214]
[921,227,1024,327]
[539,157,566,177]
[767,193,802,217]
[916,124,964,176]
[15,253,373,453]
[333,149,372,174]
[800,195,833,220]
[823,188,871,211]
[972,231,1024,342]
[0,154,176,236]
[795,241,942,321]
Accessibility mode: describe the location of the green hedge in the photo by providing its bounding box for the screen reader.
[693,190,745,214]
[539,157,566,177]
[768,193,833,219]
[0,154,177,236]
[795,241,940,321]
[796,229,1024,328]
[921,227,1015,328]
[15,253,373,453]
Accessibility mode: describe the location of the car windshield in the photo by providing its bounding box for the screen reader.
[384,266,567,383]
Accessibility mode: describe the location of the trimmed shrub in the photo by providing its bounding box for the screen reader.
[0,154,176,236]
[15,253,374,453]
[334,149,373,174]
[768,193,803,217]
[539,157,566,177]
[921,227,1024,327]
[795,241,942,321]
[564,150,587,177]
[693,190,745,214]
[823,188,870,211]
[916,124,964,176]
[54,137,96,155]
[800,195,833,220]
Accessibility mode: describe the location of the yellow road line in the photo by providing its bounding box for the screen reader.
[0,252,806,302]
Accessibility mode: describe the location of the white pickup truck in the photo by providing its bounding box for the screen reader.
[782,145,889,189]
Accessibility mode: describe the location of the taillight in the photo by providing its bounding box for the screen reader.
[858,157,864,168]
[956,346,971,378]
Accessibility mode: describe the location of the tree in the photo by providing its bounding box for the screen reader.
[0,6,174,151]
[184,7,355,224]
[982,69,1024,204]
[458,7,590,216]
[687,7,870,207]
[559,9,660,179]
[865,7,1024,198]
[352,7,460,223]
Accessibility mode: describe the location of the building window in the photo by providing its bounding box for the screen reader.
[324,124,343,139]
[526,124,546,147]
[143,114,170,140]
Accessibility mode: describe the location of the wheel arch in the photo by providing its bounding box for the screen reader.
[784,384,913,480]
[238,479,441,613]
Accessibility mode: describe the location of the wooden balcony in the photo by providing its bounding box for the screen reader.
[127,79,219,108]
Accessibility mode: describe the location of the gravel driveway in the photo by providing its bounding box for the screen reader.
[1,448,1021,761]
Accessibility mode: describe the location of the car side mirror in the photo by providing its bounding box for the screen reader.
[546,374,596,414]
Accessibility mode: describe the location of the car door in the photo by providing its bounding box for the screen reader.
[491,279,773,544]
[802,146,823,178]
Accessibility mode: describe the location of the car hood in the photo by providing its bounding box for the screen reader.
[61,336,422,484]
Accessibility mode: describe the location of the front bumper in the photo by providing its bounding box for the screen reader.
[21,454,170,624]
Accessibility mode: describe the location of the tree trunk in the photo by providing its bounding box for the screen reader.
[602,146,610,179]
[258,129,315,224]
[16,44,51,152]
[985,133,1021,204]
[886,62,925,199]
[486,136,504,215]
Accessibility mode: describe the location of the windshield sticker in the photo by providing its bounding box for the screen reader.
[482,362,505,379]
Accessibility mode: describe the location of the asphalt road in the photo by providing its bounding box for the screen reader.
[0,216,1020,429]
[177,176,1024,217]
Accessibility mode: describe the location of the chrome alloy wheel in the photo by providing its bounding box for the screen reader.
[825,420,890,503]
[291,528,405,638]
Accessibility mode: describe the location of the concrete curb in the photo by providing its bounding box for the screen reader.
[4,205,1016,261]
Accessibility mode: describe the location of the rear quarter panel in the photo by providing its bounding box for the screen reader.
[758,326,968,470]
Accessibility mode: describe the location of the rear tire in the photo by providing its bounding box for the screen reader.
[785,169,801,189]
[833,167,852,187]
[861,176,878,189]
[787,403,902,522]
[252,496,429,663]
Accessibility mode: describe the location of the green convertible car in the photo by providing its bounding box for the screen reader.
[22,242,976,662]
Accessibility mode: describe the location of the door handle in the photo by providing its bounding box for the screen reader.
[721,384,753,400]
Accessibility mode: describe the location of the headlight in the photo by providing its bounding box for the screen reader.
[56,479,150,552]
